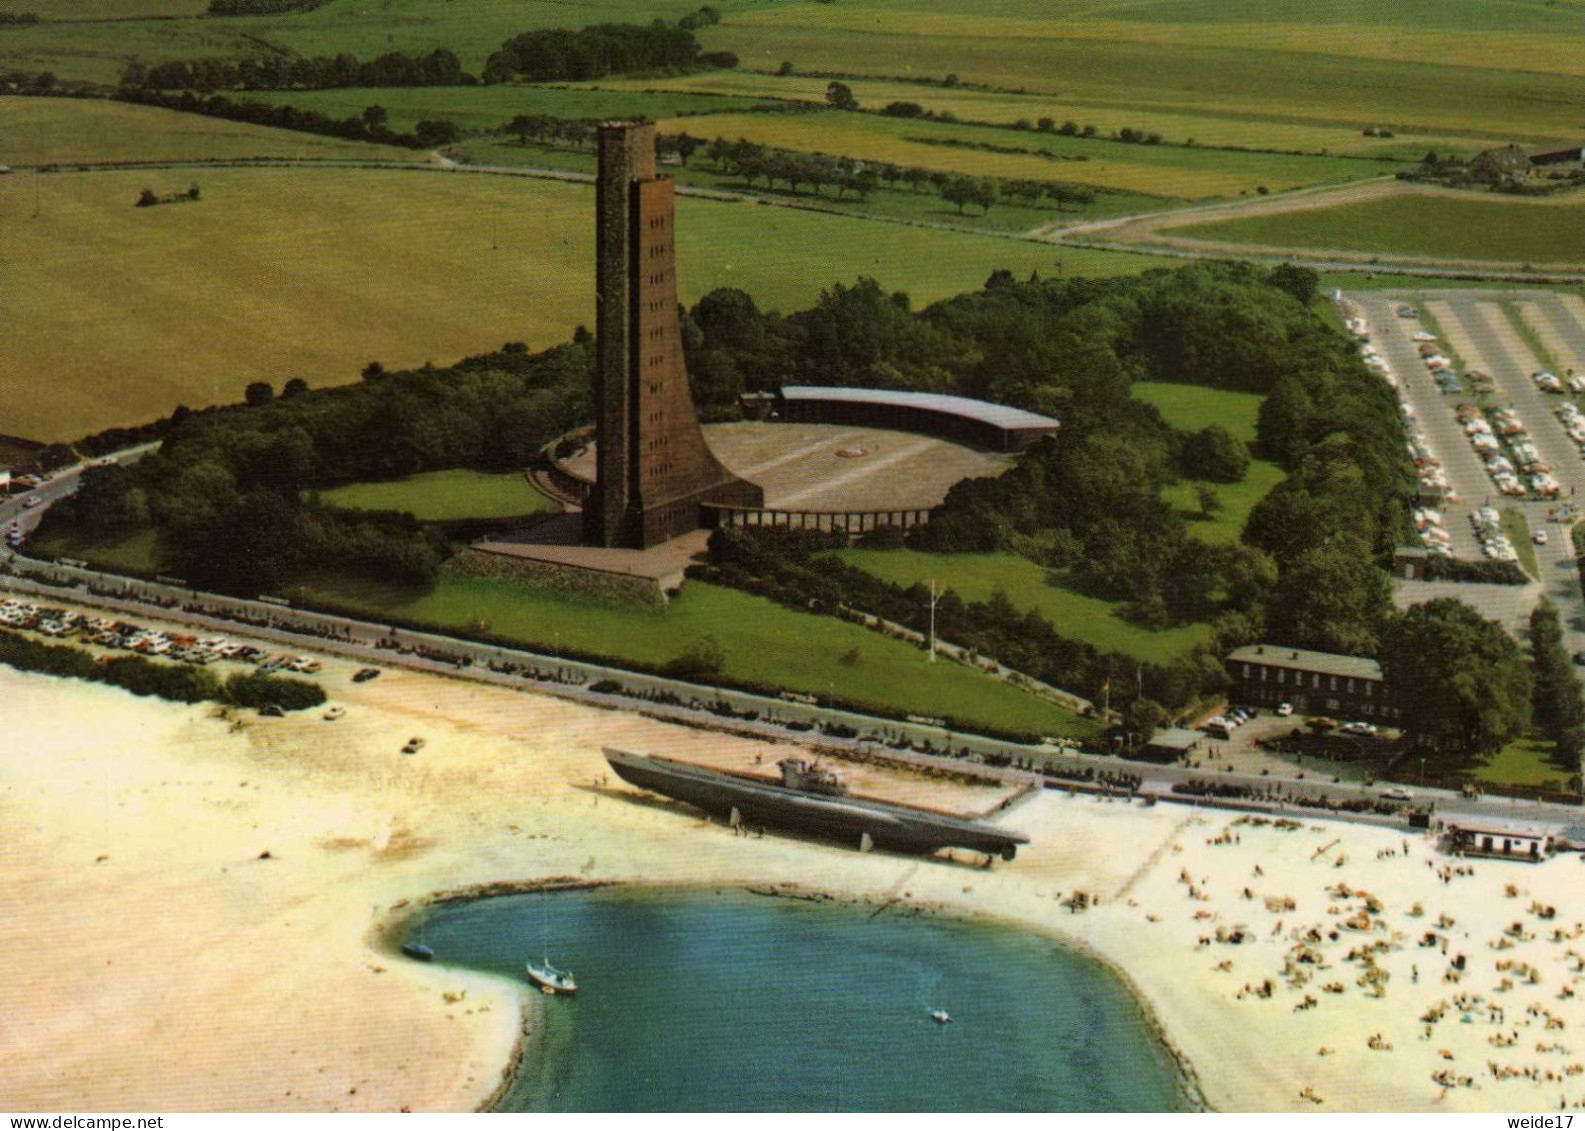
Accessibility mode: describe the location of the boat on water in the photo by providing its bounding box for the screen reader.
[929,1009,952,1025]
[401,941,435,961]
[602,747,1030,860]
[525,957,577,995]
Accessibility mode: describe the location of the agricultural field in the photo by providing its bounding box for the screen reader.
[0,96,420,166]
[593,72,1487,161]
[243,84,781,134]
[302,572,1094,738]
[1172,191,1585,266]
[650,109,1394,200]
[312,469,556,521]
[1,160,1162,441]
[831,548,1213,665]
[700,0,1585,142]
[0,0,206,17]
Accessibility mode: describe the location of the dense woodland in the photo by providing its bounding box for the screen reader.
[483,14,734,84]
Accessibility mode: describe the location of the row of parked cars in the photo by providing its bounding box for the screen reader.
[1468,505,1523,563]
[0,598,323,672]
[1531,369,1585,396]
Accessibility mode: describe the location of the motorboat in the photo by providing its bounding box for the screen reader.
[929,1009,952,1024]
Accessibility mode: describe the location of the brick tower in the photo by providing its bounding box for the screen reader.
[585,120,762,549]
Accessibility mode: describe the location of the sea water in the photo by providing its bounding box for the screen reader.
[409,886,1189,1112]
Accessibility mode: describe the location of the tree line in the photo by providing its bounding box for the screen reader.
[117,86,459,148]
[482,19,736,84]
[207,0,330,14]
[0,628,324,710]
[123,48,472,94]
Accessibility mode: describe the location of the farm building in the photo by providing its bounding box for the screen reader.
[1225,644,1392,721]
[1469,144,1532,185]
[1530,144,1585,169]
[775,386,1059,452]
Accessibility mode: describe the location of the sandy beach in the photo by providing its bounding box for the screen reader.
[5,620,1585,1113]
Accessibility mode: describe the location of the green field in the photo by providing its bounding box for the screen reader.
[1132,381,1264,442]
[652,109,1393,200]
[0,0,206,16]
[245,84,781,134]
[30,526,159,575]
[0,158,1165,442]
[832,548,1213,665]
[1471,734,1572,790]
[1129,381,1281,542]
[451,135,1166,234]
[594,72,1483,160]
[1161,459,1285,545]
[702,1,1585,143]
[1174,191,1585,265]
[0,96,420,166]
[304,572,1094,738]
[313,469,556,521]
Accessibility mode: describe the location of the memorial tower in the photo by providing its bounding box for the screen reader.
[584,120,761,549]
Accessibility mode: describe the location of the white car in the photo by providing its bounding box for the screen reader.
[21,496,40,509]
[1339,721,1378,737]
[1535,530,1550,545]
[1276,702,1294,717]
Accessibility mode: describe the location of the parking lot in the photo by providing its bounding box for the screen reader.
[1349,288,1585,699]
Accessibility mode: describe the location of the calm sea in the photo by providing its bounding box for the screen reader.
[407,886,1189,1113]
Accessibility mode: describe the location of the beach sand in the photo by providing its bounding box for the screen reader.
[4,632,1585,1113]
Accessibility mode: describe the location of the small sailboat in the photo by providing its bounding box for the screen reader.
[525,955,577,995]
[929,1009,952,1024]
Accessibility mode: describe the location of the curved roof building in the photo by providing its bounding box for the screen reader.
[776,386,1059,452]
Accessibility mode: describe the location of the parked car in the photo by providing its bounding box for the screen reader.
[351,667,381,682]
[1380,787,1414,802]
[1307,717,1339,732]
[1340,721,1379,737]
[1534,530,1549,545]
[1276,701,1294,717]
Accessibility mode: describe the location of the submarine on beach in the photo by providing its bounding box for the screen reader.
[602,747,1030,860]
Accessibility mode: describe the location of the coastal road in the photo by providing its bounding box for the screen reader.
[6,550,1585,845]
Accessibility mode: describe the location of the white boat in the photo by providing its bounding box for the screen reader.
[929,1009,952,1024]
[526,956,577,995]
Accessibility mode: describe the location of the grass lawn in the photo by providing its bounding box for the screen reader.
[1175,191,1585,265]
[1132,381,1264,442]
[1,163,1165,442]
[0,96,420,167]
[302,572,1095,739]
[312,469,556,521]
[1161,459,1285,545]
[831,548,1212,665]
[29,526,160,575]
[1470,734,1573,790]
[1501,509,1540,580]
